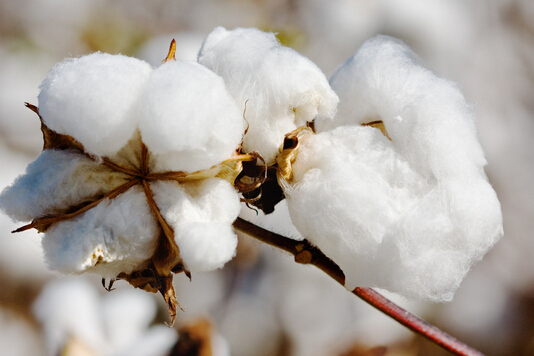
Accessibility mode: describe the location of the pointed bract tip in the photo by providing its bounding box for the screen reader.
[162,39,177,63]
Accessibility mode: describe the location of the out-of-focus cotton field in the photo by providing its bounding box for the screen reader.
[0,1,532,355]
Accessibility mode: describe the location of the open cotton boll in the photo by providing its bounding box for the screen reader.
[138,60,244,173]
[42,186,159,278]
[285,125,503,301]
[151,178,240,272]
[198,27,339,164]
[38,52,153,157]
[0,149,130,222]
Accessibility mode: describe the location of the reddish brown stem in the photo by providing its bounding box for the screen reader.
[233,217,486,356]
[352,287,485,356]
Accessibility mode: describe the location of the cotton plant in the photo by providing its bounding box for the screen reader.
[0,26,502,354]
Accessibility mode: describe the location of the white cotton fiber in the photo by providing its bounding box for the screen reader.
[151,178,240,272]
[285,35,503,300]
[38,52,153,157]
[198,27,339,164]
[42,186,159,278]
[317,35,488,178]
[286,127,503,301]
[137,60,244,173]
[0,149,129,222]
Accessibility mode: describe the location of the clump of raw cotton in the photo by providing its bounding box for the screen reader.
[198,26,339,164]
[0,26,503,305]
[0,51,244,278]
[284,35,503,301]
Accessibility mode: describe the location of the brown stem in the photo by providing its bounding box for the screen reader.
[233,217,486,356]
[233,217,344,283]
[352,287,485,356]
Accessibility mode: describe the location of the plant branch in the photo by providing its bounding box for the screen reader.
[352,287,485,356]
[233,217,486,356]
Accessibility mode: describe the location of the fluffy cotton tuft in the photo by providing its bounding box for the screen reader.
[43,186,159,278]
[0,149,129,222]
[137,60,244,173]
[38,52,153,157]
[285,36,503,301]
[198,27,339,164]
[152,178,240,272]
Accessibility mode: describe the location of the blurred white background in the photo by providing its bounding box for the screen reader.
[0,1,533,355]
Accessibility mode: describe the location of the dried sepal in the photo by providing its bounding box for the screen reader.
[26,102,87,153]
[162,39,177,63]
[118,263,181,326]
[276,126,314,184]
[362,120,391,140]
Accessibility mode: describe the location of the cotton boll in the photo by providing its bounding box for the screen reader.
[151,178,240,272]
[285,125,503,301]
[0,149,130,222]
[198,27,339,164]
[38,52,153,157]
[138,60,244,173]
[42,186,159,278]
